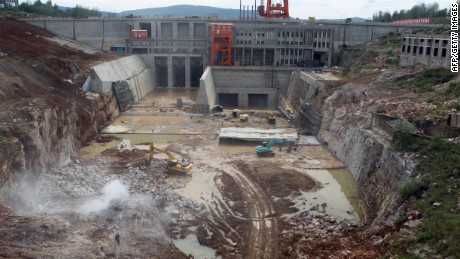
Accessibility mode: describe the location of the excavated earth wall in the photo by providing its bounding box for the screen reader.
[297,77,409,224]
[0,91,117,186]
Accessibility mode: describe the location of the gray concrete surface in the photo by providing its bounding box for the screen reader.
[90,55,154,105]
[192,67,216,113]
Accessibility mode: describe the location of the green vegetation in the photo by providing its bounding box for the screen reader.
[387,237,423,259]
[445,82,460,97]
[448,102,460,111]
[338,33,402,78]
[372,2,451,22]
[393,121,419,151]
[0,137,15,155]
[376,106,386,114]
[388,68,456,92]
[1,0,116,18]
[391,135,460,257]
[398,178,423,199]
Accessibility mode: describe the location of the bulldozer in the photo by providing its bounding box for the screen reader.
[149,144,193,173]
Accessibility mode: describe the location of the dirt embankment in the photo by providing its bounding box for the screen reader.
[0,18,117,184]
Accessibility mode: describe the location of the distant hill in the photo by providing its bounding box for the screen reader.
[119,5,242,19]
[118,5,368,21]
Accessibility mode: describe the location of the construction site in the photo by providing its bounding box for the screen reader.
[1,0,460,258]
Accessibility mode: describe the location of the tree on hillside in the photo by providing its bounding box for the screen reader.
[17,0,106,17]
[372,2,449,22]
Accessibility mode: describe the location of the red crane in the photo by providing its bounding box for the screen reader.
[257,0,289,19]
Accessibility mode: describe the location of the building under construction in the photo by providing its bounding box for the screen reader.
[126,19,332,88]
[24,2,442,91]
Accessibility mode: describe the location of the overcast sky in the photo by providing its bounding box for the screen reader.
[22,0,454,19]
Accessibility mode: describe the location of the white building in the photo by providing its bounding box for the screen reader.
[4,0,19,7]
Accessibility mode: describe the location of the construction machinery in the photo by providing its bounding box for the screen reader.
[149,144,193,173]
[257,0,289,19]
[267,110,276,124]
[255,138,289,156]
[240,114,249,122]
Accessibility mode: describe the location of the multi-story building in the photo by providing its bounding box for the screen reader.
[126,19,332,88]
[127,20,333,67]
[400,34,451,68]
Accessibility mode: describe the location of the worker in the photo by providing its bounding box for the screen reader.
[115,232,120,246]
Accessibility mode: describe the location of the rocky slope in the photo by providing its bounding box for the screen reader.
[0,18,117,185]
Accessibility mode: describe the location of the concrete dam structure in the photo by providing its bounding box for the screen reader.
[25,18,445,95]
[30,17,445,114]
[89,54,295,113]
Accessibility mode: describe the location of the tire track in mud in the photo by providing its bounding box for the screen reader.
[223,163,279,259]
[186,145,280,258]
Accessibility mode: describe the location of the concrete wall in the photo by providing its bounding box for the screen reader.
[321,21,446,51]
[211,66,293,108]
[24,18,445,61]
[191,66,296,112]
[90,55,154,104]
[212,66,292,91]
[399,34,451,68]
[192,66,216,113]
[25,19,131,50]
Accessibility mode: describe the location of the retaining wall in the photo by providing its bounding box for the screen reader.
[192,67,216,114]
[90,55,154,111]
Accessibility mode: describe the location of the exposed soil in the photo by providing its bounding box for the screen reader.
[0,16,431,259]
[0,16,373,258]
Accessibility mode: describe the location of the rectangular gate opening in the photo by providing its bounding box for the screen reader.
[248,94,268,108]
[173,57,185,88]
[155,57,168,87]
[218,93,239,108]
[190,57,203,88]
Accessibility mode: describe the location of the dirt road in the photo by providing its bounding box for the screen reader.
[225,162,279,258]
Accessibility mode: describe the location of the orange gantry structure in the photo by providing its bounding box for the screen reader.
[257,0,289,19]
[210,23,233,66]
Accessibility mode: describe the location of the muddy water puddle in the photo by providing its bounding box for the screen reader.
[103,116,195,134]
[287,169,362,221]
[167,170,225,209]
[173,234,221,259]
[137,89,197,106]
[217,143,256,153]
[167,171,230,258]
[80,134,184,158]
[329,168,363,220]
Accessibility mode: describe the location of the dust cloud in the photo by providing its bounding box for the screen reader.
[79,179,129,215]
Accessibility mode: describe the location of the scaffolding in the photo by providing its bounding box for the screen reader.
[210,23,233,66]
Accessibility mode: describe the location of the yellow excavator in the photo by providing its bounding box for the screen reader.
[149,144,193,173]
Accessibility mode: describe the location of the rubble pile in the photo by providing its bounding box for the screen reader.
[0,150,206,258]
[280,210,381,258]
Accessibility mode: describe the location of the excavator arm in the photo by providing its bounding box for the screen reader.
[150,144,193,173]
[255,138,288,155]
